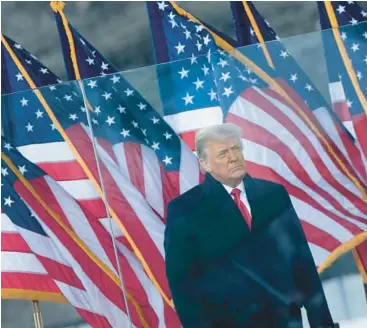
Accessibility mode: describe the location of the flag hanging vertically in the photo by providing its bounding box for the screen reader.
[317,1,367,172]
[317,0,367,282]
[51,1,201,323]
[230,0,367,184]
[147,1,367,274]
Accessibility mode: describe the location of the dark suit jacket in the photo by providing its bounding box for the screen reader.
[165,173,336,328]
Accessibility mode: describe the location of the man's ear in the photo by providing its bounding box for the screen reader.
[199,158,211,173]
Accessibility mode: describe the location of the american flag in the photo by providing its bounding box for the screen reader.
[2,33,181,327]
[317,1,367,183]
[1,34,66,304]
[1,139,144,327]
[147,1,367,272]
[231,0,367,281]
[51,5,201,322]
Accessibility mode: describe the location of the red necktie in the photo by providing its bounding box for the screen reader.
[231,188,252,230]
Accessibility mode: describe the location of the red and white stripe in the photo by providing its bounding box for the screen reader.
[164,106,223,151]
[225,84,367,267]
[1,211,64,302]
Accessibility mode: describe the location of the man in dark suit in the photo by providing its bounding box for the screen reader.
[165,123,337,327]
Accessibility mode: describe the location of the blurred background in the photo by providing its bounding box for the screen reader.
[2,1,367,327]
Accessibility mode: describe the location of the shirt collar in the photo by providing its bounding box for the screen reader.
[222,181,245,195]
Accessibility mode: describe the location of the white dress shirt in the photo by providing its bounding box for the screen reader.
[222,181,252,216]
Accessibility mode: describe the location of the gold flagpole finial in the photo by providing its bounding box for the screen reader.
[50,1,65,13]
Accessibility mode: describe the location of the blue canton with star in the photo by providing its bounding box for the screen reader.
[318,1,367,117]
[2,138,48,236]
[147,1,271,119]
[53,10,184,170]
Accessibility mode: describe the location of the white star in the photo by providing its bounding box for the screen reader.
[80,106,87,112]
[14,43,23,49]
[178,67,189,79]
[25,59,32,65]
[222,86,234,97]
[350,43,359,52]
[151,142,160,151]
[336,5,345,14]
[347,99,353,108]
[157,1,168,10]
[39,68,49,74]
[305,84,313,91]
[238,74,247,81]
[151,116,160,124]
[201,64,210,76]
[4,196,14,207]
[91,50,96,57]
[25,123,34,132]
[35,109,44,118]
[131,120,139,128]
[137,102,147,111]
[169,19,178,28]
[196,40,203,51]
[363,56,367,65]
[1,167,9,177]
[20,97,29,106]
[94,106,101,115]
[196,24,204,32]
[69,114,78,121]
[117,105,126,114]
[220,72,231,82]
[175,42,185,54]
[4,143,12,151]
[250,28,255,36]
[280,50,289,59]
[92,119,99,125]
[102,92,112,100]
[363,32,367,39]
[350,18,358,25]
[208,89,217,101]
[347,0,354,4]
[218,58,229,68]
[57,79,63,84]
[120,129,130,138]
[190,54,197,64]
[15,72,24,81]
[163,132,172,140]
[290,74,298,83]
[80,38,86,45]
[340,32,347,41]
[183,29,192,39]
[193,78,204,90]
[86,57,95,65]
[110,75,120,84]
[357,71,363,80]
[101,62,109,70]
[182,92,194,105]
[163,156,173,165]
[141,128,147,136]
[361,10,367,18]
[203,34,211,46]
[88,80,97,89]
[106,116,115,126]
[124,88,134,96]
[50,123,56,130]
[18,165,27,175]
[49,85,57,91]
[64,94,73,101]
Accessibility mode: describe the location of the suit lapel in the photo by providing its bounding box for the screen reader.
[203,174,251,236]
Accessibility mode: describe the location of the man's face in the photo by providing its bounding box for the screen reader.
[200,138,247,187]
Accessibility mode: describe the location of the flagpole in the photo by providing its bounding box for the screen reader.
[32,300,43,328]
[78,79,133,328]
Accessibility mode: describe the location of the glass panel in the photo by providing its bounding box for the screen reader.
[2,22,367,328]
